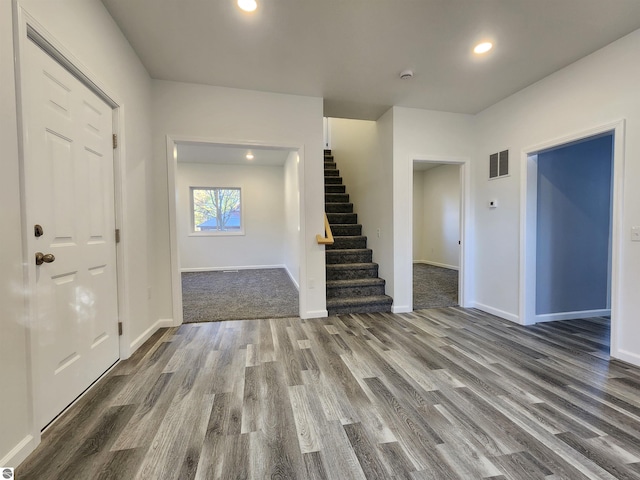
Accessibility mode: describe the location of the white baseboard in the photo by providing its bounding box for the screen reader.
[130,318,175,353]
[392,305,412,314]
[284,266,300,290]
[612,349,640,368]
[473,302,520,324]
[534,309,611,323]
[180,264,286,273]
[302,309,328,319]
[0,434,36,468]
[413,260,459,271]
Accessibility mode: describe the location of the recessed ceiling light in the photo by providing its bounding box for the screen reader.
[238,0,257,12]
[474,42,493,54]
[246,153,254,160]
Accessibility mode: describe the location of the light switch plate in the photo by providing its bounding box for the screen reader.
[632,226,640,242]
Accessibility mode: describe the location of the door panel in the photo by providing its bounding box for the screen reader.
[23,39,119,429]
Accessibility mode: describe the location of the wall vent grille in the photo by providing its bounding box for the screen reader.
[489,150,509,179]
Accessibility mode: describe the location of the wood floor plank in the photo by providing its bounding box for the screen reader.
[220,432,250,480]
[133,390,215,479]
[110,371,180,450]
[241,364,262,434]
[17,375,130,479]
[260,360,306,478]
[315,420,368,480]
[378,441,417,480]
[95,448,147,480]
[56,404,138,480]
[303,451,330,480]
[16,311,640,480]
[288,384,322,454]
[343,422,388,479]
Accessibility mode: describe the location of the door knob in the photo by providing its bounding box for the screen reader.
[35,252,55,265]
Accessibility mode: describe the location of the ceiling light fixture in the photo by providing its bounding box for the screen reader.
[399,69,414,80]
[246,153,254,160]
[474,42,493,54]
[238,0,257,12]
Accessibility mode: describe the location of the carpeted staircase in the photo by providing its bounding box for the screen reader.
[324,150,393,315]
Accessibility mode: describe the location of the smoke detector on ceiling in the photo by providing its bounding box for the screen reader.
[399,70,414,80]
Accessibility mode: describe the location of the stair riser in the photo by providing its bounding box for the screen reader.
[325,177,343,185]
[330,224,362,236]
[327,213,357,224]
[326,266,378,281]
[326,250,373,264]
[326,237,367,250]
[325,193,349,203]
[325,169,340,177]
[325,203,354,214]
[328,302,392,315]
[324,162,336,169]
[325,185,346,193]
[327,284,386,298]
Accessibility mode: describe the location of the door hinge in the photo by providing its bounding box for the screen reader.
[112,133,118,149]
[118,322,123,336]
[115,228,121,244]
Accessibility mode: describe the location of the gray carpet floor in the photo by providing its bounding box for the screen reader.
[181,269,299,323]
[413,263,459,309]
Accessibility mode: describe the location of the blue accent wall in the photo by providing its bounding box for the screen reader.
[536,134,613,315]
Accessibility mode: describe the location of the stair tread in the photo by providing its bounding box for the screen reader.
[326,278,385,287]
[327,235,365,240]
[326,262,379,269]
[326,295,393,306]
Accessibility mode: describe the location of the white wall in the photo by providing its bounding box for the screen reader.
[328,117,394,293]
[376,111,396,300]
[474,28,640,365]
[284,151,301,288]
[152,80,325,320]
[414,165,460,269]
[177,163,285,271]
[3,0,153,466]
[392,107,474,312]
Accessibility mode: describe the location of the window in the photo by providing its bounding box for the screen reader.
[191,187,243,235]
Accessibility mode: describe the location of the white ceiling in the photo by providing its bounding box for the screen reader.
[102,0,640,120]
[176,142,293,166]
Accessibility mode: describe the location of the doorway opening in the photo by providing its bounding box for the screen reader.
[534,133,613,322]
[167,138,302,324]
[521,121,625,358]
[410,158,467,310]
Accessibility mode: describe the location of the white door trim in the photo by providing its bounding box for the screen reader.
[165,134,305,326]
[408,155,472,309]
[14,8,129,452]
[519,120,625,355]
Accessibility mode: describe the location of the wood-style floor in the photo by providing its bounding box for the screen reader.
[17,308,640,479]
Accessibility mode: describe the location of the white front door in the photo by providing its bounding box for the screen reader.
[22,39,120,429]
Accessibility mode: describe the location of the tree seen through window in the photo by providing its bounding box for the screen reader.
[192,187,242,232]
